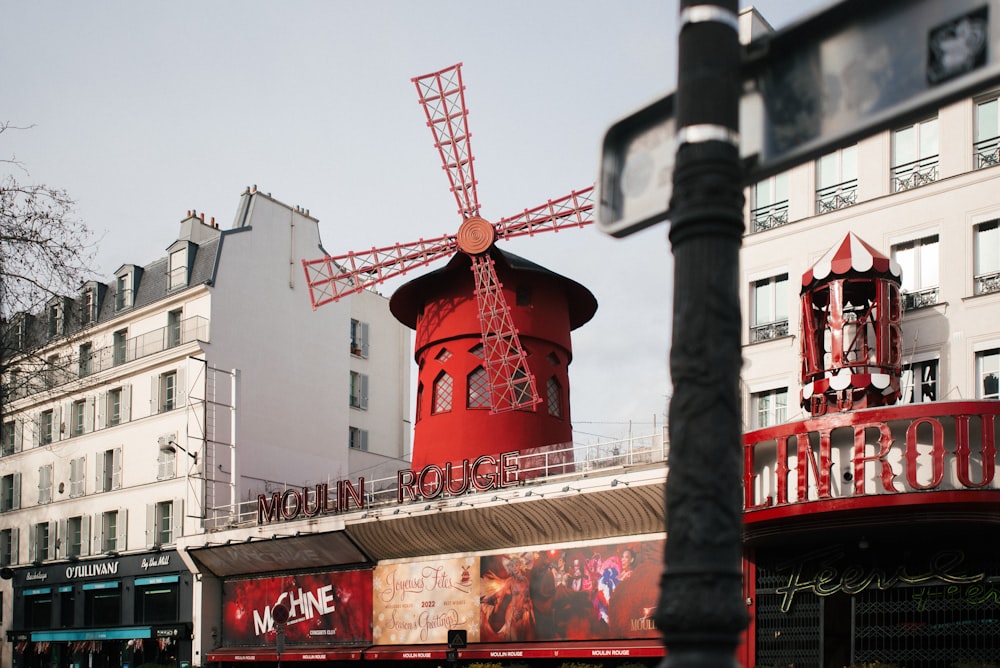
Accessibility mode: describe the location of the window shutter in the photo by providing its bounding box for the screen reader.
[361,429,369,451]
[57,403,67,441]
[84,397,95,434]
[172,498,184,542]
[92,513,104,554]
[95,453,106,493]
[14,420,23,453]
[176,367,186,407]
[122,384,132,422]
[79,515,91,556]
[151,375,160,415]
[360,374,369,410]
[58,518,67,558]
[361,322,370,357]
[33,414,41,448]
[12,472,20,510]
[116,507,128,550]
[97,391,107,429]
[10,526,18,564]
[47,521,57,558]
[28,524,36,563]
[112,447,122,490]
[146,503,156,547]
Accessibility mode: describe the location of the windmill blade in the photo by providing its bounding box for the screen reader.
[494,186,595,242]
[413,63,481,221]
[302,233,458,309]
[470,253,541,413]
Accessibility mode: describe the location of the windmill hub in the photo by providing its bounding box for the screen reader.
[456,216,496,255]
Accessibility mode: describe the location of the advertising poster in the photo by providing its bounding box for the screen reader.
[373,556,480,645]
[480,538,664,642]
[222,569,372,646]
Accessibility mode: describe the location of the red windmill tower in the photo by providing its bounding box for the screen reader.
[302,63,597,477]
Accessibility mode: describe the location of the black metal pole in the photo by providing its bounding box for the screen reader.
[655,2,746,667]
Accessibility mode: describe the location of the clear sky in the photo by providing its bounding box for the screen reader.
[3,0,828,445]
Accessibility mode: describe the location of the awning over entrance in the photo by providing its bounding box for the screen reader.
[205,646,364,662]
[187,531,369,576]
[459,639,666,660]
[31,627,152,642]
[363,644,450,660]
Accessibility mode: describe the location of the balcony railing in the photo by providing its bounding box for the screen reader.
[750,201,789,233]
[974,270,1000,296]
[204,428,669,530]
[750,319,789,343]
[816,180,857,214]
[892,156,938,192]
[974,135,1000,169]
[902,287,939,310]
[6,316,209,400]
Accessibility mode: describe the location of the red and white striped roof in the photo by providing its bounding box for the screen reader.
[802,232,901,288]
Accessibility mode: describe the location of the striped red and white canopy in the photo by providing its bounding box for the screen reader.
[802,232,901,289]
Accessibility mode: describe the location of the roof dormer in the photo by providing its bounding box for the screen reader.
[80,280,105,326]
[166,240,196,291]
[114,264,142,312]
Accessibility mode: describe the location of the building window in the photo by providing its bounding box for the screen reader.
[158,371,177,412]
[750,172,789,233]
[349,426,369,451]
[974,220,1000,295]
[135,577,179,623]
[78,342,93,377]
[350,319,369,357]
[31,521,52,561]
[752,388,788,429]
[546,376,562,418]
[892,235,939,309]
[25,587,53,628]
[975,96,1000,169]
[82,285,99,324]
[900,358,938,404]
[750,274,789,343]
[1,420,18,456]
[45,353,61,388]
[469,343,484,359]
[107,387,123,427]
[39,409,54,445]
[65,516,85,558]
[71,399,86,437]
[816,145,858,213]
[977,349,1000,399]
[70,456,86,498]
[435,348,453,362]
[113,328,128,366]
[157,448,176,481]
[1,473,20,512]
[149,500,177,546]
[115,273,132,310]
[892,117,938,191]
[0,527,16,566]
[432,372,453,414]
[98,509,121,552]
[167,309,182,348]
[168,248,188,290]
[467,367,490,409]
[97,447,122,492]
[47,300,64,339]
[349,371,369,410]
[38,464,53,505]
[84,581,121,626]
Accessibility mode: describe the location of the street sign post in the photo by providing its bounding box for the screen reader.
[597,0,1000,238]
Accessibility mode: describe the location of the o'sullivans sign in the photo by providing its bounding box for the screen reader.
[743,401,999,512]
[258,451,519,524]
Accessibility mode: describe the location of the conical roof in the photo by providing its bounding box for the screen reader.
[801,232,901,291]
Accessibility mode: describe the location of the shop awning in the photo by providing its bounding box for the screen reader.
[31,627,152,642]
[459,639,666,660]
[205,646,364,662]
[362,644,450,660]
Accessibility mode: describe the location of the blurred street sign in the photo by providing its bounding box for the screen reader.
[598,0,1000,238]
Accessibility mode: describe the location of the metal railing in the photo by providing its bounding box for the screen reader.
[974,135,1000,169]
[750,201,790,233]
[902,287,939,310]
[892,156,938,192]
[204,428,669,530]
[6,316,209,401]
[816,180,857,214]
[974,270,1000,296]
[750,319,789,343]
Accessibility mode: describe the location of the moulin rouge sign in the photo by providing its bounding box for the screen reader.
[744,401,999,512]
[258,451,519,524]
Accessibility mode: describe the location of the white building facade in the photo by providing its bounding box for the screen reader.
[0,188,410,668]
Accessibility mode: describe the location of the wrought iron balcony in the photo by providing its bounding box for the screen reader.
[816,180,858,214]
[974,270,1000,296]
[750,201,789,233]
[902,287,939,311]
[892,156,938,192]
[750,319,789,343]
[974,135,1000,170]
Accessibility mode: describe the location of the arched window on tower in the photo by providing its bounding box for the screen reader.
[546,376,562,417]
[416,382,424,421]
[432,372,453,414]
[467,367,490,409]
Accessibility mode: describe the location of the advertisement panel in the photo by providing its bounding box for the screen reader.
[222,570,372,646]
[480,538,665,642]
[372,556,479,645]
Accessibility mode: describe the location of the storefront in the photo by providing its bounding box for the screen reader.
[6,550,193,668]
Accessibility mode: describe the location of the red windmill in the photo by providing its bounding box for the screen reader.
[302,63,595,414]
